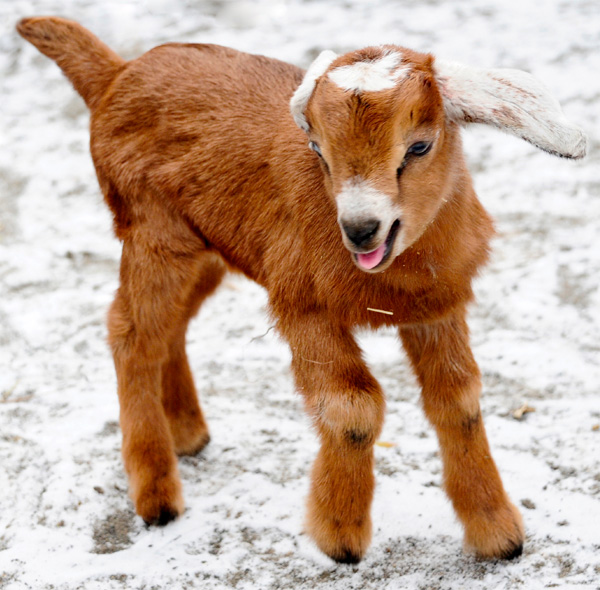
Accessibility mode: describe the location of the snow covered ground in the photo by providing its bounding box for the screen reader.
[1,0,599,588]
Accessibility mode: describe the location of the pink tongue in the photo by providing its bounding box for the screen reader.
[356,243,386,270]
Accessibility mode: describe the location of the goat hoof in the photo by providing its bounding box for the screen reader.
[306,511,372,564]
[168,408,211,457]
[498,539,523,561]
[464,501,525,560]
[330,547,363,565]
[133,474,184,526]
[143,505,180,527]
[175,430,211,457]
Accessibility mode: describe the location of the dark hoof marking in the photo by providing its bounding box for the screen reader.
[143,507,179,527]
[332,548,363,564]
[500,541,523,560]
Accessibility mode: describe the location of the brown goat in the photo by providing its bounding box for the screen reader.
[17,16,586,564]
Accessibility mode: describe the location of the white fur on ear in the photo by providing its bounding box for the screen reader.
[290,50,338,132]
[434,59,587,159]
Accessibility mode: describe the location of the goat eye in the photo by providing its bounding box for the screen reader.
[407,141,432,156]
[308,141,323,158]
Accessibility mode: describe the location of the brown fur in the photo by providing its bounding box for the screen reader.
[17,17,525,562]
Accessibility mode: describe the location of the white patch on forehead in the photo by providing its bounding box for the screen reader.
[328,52,411,93]
[336,177,402,225]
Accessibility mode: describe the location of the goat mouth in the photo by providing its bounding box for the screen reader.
[354,219,401,271]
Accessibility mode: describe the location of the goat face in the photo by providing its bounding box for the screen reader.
[292,46,456,273]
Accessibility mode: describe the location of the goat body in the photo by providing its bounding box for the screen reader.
[17,16,585,564]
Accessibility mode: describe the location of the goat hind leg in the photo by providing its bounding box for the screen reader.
[109,228,210,525]
[161,253,226,456]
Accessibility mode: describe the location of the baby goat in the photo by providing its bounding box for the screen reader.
[17,17,586,564]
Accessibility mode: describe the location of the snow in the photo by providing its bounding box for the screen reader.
[1,0,599,589]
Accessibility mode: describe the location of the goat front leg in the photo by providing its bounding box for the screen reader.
[278,313,385,563]
[400,311,524,559]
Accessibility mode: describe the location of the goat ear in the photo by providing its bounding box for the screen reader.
[434,59,587,159]
[290,50,338,132]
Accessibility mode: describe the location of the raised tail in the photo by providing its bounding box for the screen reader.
[16,16,126,110]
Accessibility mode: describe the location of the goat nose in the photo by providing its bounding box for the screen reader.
[342,219,380,248]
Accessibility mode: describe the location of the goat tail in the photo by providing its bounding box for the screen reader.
[16,16,125,111]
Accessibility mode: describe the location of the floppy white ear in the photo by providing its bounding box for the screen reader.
[434,59,587,159]
[290,50,338,132]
